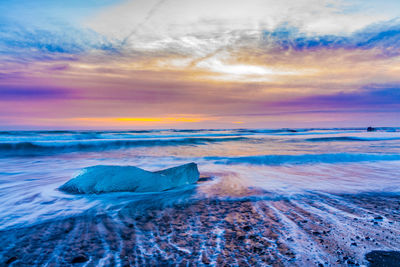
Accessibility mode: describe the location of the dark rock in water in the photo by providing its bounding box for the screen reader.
[237,235,246,241]
[365,251,400,266]
[60,162,199,194]
[5,256,17,264]
[367,127,376,132]
[71,255,88,264]
[287,129,297,132]
[197,176,212,182]
[243,225,252,232]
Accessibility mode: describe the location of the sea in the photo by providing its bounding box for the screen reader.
[1,127,399,231]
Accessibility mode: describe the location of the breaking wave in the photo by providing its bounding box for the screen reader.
[210,153,400,165]
[0,136,248,155]
[305,136,400,142]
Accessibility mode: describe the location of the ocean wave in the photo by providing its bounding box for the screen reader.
[237,128,306,134]
[0,136,248,155]
[170,129,229,132]
[0,131,249,143]
[239,127,399,134]
[305,136,400,142]
[209,153,400,165]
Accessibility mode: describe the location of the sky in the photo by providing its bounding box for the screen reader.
[0,0,399,129]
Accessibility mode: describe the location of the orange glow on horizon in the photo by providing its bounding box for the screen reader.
[73,116,211,125]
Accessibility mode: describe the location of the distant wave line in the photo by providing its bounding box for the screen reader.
[305,136,400,142]
[0,136,249,155]
[208,153,400,165]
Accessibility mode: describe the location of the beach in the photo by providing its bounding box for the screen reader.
[1,191,400,266]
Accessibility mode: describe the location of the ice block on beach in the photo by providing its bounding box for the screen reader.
[59,162,199,194]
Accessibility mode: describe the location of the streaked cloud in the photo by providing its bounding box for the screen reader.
[0,86,70,100]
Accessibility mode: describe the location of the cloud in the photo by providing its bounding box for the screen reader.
[270,83,400,111]
[120,0,169,46]
[0,86,71,100]
[86,0,399,53]
[1,1,399,66]
[88,0,392,38]
[260,19,400,56]
[0,19,116,62]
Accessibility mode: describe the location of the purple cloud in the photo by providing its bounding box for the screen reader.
[0,86,71,101]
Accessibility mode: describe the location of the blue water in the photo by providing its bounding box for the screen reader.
[0,128,400,230]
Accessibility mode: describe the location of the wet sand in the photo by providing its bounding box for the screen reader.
[1,191,400,266]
